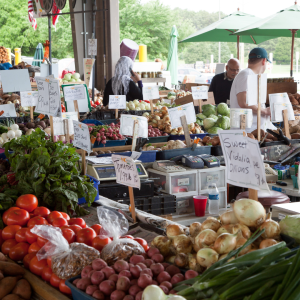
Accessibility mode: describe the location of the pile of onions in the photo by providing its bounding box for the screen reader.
[232,224,251,239]
[151,236,171,256]
[233,199,266,227]
[214,232,239,254]
[196,248,219,268]
[259,239,277,249]
[166,224,184,239]
[220,210,239,225]
[190,222,202,237]
[260,213,280,239]
[235,237,252,255]
[217,225,233,236]
[172,234,192,254]
[195,229,217,248]
[142,285,186,300]
[201,217,221,231]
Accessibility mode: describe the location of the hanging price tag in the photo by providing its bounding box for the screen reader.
[88,39,97,56]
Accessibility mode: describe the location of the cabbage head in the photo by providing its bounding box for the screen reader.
[196,119,203,126]
[196,113,207,120]
[280,215,300,243]
[216,116,230,130]
[207,127,223,134]
[208,115,218,122]
[225,108,230,117]
[203,118,216,130]
[202,104,217,117]
[217,103,229,116]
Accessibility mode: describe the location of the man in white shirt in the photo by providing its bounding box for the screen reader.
[230,47,271,132]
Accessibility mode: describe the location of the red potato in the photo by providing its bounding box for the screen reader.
[118,270,132,280]
[171,273,185,285]
[160,281,172,290]
[130,265,142,278]
[91,271,105,285]
[135,291,144,300]
[147,247,160,258]
[73,279,80,286]
[130,255,145,265]
[92,290,105,300]
[136,263,147,270]
[99,280,116,296]
[81,265,93,278]
[140,268,153,277]
[102,266,115,279]
[137,274,152,289]
[110,290,126,300]
[159,285,169,295]
[165,265,181,277]
[76,278,92,290]
[141,253,148,259]
[144,259,154,268]
[162,263,170,269]
[169,289,177,294]
[109,274,119,283]
[152,280,158,285]
[116,276,131,292]
[128,263,134,269]
[152,253,164,263]
[123,295,134,300]
[88,270,96,278]
[86,285,99,295]
[92,258,107,271]
[157,271,171,284]
[185,270,198,280]
[114,260,129,273]
[150,263,164,276]
[130,279,138,285]
[129,285,142,297]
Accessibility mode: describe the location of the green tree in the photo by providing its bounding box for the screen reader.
[274,37,292,64]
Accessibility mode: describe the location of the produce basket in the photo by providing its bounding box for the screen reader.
[99,119,118,125]
[156,146,211,160]
[126,135,169,145]
[120,110,151,116]
[97,150,157,163]
[93,139,127,148]
[168,133,207,141]
[65,275,93,300]
[78,175,100,204]
[81,119,103,126]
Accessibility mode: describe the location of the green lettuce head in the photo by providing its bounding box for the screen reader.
[202,104,217,117]
[203,118,216,130]
[207,127,223,134]
[217,103,229,116]
[280,215,300,243]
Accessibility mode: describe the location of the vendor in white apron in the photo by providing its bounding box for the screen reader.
[230,48,273,133]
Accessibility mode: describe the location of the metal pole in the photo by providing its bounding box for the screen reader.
[103,0,106,85]
[237,35,240,60]
[48,15,52,75]
[91,0,96,103]
[218,0,221,63]
[290,30,297,77]
[83,1,87,58]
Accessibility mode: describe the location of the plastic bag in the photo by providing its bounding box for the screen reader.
[31,225,100,279]
[97,207,145,265]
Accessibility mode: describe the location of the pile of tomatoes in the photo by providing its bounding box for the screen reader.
[0,194,150,295]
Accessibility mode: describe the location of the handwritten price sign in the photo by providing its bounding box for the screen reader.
[142,86,159,100]
[191,86,208,100]
[109,95,126,109]
[20,91,38,107]
[63,85,86,102]
[112,155,140,189]
[168,102,196,129]
[73,121,91,153]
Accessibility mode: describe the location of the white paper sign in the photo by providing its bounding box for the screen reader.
[112,155,140,189]
[35,77,61,117]
[0,70,31,93]
[109,95,126,109]
[269,93,295,122]
[0,104,17,118]
[52,112,78,136]
[191,86,208,100]
[120,115,148,138]
[88,39,97,56]
[219,130,269,191]
[73,121,91,153]
[246,73,267,106]
[168,102,196,129]
[20,91,38,107]
[143,86,159,100]
[63,85,86,102]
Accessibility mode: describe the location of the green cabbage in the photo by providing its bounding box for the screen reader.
[203,118,216,130]
[225,108,230,117]
[207,127,223,134]
[280,215,300,243]
[202,104,217,117]
[217,103,229,116]
[196,119,203,126]
[196,113,207,120]
[216,116,230,130]
[208,115,218,122]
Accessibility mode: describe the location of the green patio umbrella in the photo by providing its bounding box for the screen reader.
[167,25,178,86]
[234,3,300,76]
[180,9,273,60]
[32,43,44,67]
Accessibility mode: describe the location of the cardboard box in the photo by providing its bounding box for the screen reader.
[174,94,194,106]
[185,83,210,91]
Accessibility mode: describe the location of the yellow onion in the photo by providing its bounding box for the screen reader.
[172,234,192,254]
[220,210,239,225]
[196,248,219,268]
[187,253,202,272]
[151,236,171,256]
[195,229,217,248]
[235,237,252,255]
[260,213,280,239]
[201,218,221,232]
[190,222,202,238]
[193,243,201,253]
[174,253,188,268]
[232,224,251,239]
[259,239,277,249]
[166,256,175,264]
[214,232,238,254]
[166,224,184,239]
[218,254,235,262]
[233,199,266,228]
[217,225,233,236]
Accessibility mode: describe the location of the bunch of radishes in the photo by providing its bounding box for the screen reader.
[72,247,199,300]
[90,123,125,145]
[148,125,168,138]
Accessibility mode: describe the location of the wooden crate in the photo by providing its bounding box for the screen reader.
[267,82,297,104]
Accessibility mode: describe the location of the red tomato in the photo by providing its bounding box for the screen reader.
[0,230,3,248]
[76,228,96,246]
[60,225,70,230]
[27,216,48,229]
[37,236,48,248]
[91,224,102,235]
[52,217,68,228]
[68,224,82,234]
[133,238,149,251]
[23,253,36,269]
[120,235,134,239]
[60,212,70,221]
[50,273,61,288]
[33,207,51,218]
[2,225,22,240]
[41,266,53,282]
[3,207,20,225]
[1,239,18,255]
[16,194,38,212]
[28,242,41,254]
[47,256,52,268]
[7,209,30,226]
[68,218,86,228]
[62,228,75,244]
[47,211,63,224]
[29,256,48,276]
[92,235,112,251]
[15,228,28,243]
[59,279,72,295]
[25,229,38,244]
[9,242,30,261]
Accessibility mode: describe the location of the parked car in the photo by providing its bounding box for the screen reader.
[178,68,213,84]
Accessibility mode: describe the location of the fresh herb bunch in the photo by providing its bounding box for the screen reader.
[0,128,97,218]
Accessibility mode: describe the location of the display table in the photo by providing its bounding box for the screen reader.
[268,179,300,197]
[271,202,300,219]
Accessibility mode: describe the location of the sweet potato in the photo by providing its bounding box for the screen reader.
[211,137,220,146]
[2,295,24,300]
[264,139,273,142]
[0,277,19,298]
[0,262,25,276]
[0,253,8,262]
[291,133,300,139]
[251,129,265,138]
[202,136,211,144]
[12,279,31,300]
[247,133,255,140]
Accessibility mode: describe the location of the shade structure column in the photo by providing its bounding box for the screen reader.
[237,35,240,60]
[290,29,298,77]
